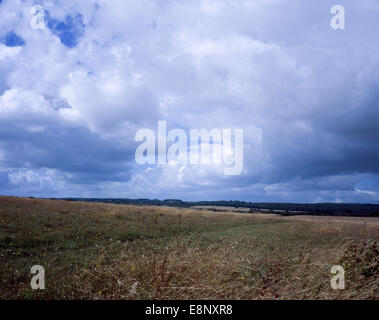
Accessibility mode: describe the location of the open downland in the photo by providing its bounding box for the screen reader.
[0,196,378,300]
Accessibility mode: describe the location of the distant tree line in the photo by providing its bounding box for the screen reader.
[55,198,379,217]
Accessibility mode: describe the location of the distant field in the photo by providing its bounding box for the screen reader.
[0,196,378,299]
[191,206,251,213]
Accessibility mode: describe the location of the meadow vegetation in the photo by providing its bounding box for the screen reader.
[0,196,378,299]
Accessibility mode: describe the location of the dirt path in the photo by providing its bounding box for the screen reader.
[281,215,379,227]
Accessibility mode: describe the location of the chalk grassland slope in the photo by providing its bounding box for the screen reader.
[0,196,378,299]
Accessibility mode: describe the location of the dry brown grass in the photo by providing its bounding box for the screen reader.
[0,196,378,300]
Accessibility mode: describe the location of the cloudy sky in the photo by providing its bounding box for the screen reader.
[0,0,379,203]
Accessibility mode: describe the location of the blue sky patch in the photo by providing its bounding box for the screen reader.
[1,31,25,47]
[46,11,85,48]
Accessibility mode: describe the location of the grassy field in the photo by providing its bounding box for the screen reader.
[0,196,378,300]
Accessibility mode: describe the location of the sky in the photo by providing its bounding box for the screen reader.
[1,0,379,203]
